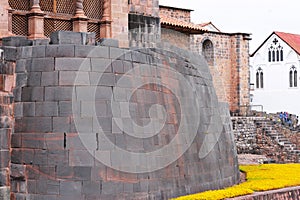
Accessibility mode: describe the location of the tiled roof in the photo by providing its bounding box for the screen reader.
[160,14,207,33]
[275,31,300,55]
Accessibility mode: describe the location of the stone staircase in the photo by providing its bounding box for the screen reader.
[255,119,300,163]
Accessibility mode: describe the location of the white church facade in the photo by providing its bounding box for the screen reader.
[250,31,300,116]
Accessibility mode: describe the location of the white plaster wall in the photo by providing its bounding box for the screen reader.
[250,34,300,116]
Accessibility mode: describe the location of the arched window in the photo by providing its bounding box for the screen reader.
[272,50,275,62]
[256,67,264,89]
[260,71,264,88]
[289,66,297,88]
[256,71,259,89]
[202,39,214,66]
[268,50,271,62]
[276,49,280,61]
[268,39,283,62]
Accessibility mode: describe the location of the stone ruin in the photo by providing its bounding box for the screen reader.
[0,31,239,199]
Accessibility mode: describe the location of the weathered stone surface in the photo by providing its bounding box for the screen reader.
[98,38,119,48]
[7,42,239,200]
[50,31,95,45]
[2,36,29,47]
[0,186,10,200]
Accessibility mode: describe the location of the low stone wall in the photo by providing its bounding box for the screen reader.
[231,117,264,154]
[229,186,300,200]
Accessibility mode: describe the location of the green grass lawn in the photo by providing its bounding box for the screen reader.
[172,164,300,200]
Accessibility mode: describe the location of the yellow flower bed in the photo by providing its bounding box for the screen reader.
[172,164,300,200]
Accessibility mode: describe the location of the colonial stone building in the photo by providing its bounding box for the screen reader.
[159,5,251,113]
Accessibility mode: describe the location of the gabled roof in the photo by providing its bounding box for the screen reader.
[198,22,221,32]
[251,31,300,56]
[160,14,207,34]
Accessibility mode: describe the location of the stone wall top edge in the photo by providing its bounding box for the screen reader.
[231,116,265,120]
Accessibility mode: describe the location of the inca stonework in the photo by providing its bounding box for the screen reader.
[0,0,250,199]
[0,32,239,199]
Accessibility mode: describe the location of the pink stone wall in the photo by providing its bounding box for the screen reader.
[159,5,191,22]
[0,1,11,40]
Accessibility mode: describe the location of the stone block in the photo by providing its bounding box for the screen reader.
[13,88,22,102]
[28,58,55,72]
[32,46,46,58]
[27,194,58,200]
[95,86,113,100]
[22,133,45,149]
[131,51,148,63]
[44,133,65,150]
[98,38,119,48]
[91,58,112,73]
[90,72,115,87]
[11,149,23,164]
[11,133,21,148]
[75,46,109,58]
[55,57,91,71]
[0,150,10,168]
[3,47,17,61]
[102,181,123,195]
[53,117,71,133]
[0,186,10,200]
[0,169,9,187]
[59,71,90,86]
[21,87,44,102]
[112,60,124,74]
[69,150,94,166]
[58,101,80,116]
[14,102,23,118]
[50,31,95,45]
[35,102,58,117]
[67,133,97,151]
[27,72,41,86]
[16,72,28,88]
[23,102,35,117]
[0,129,10,150]
[10,164,26,180]
[17,46,32,59]
[31,39,49,46]
[15,117,52,133]
[27,180,36,193]
[33,149,48,165]
[46,180,60,195]
[46,45,75,57]
[15,59,27,73]
[73,166,92,181]
[109,47,125,59]
[47,150,69,166]
[35,180,48,194]
[123,60,133,72]
[94,117,112,132]
[77,85,112,102]
[57,195,85,200]
[72,117,93,133]
[82,181,101,195]
[80,101,108,117]
[41,71,58,86]
[45,86,74,101]
[2,36,29,47]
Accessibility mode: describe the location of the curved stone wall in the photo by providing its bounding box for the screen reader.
[4,33,239,199]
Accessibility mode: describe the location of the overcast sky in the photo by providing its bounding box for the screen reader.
[160,0,300,53]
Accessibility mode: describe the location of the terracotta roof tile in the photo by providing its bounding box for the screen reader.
[275,31,300,55]
[160,14,207,33]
